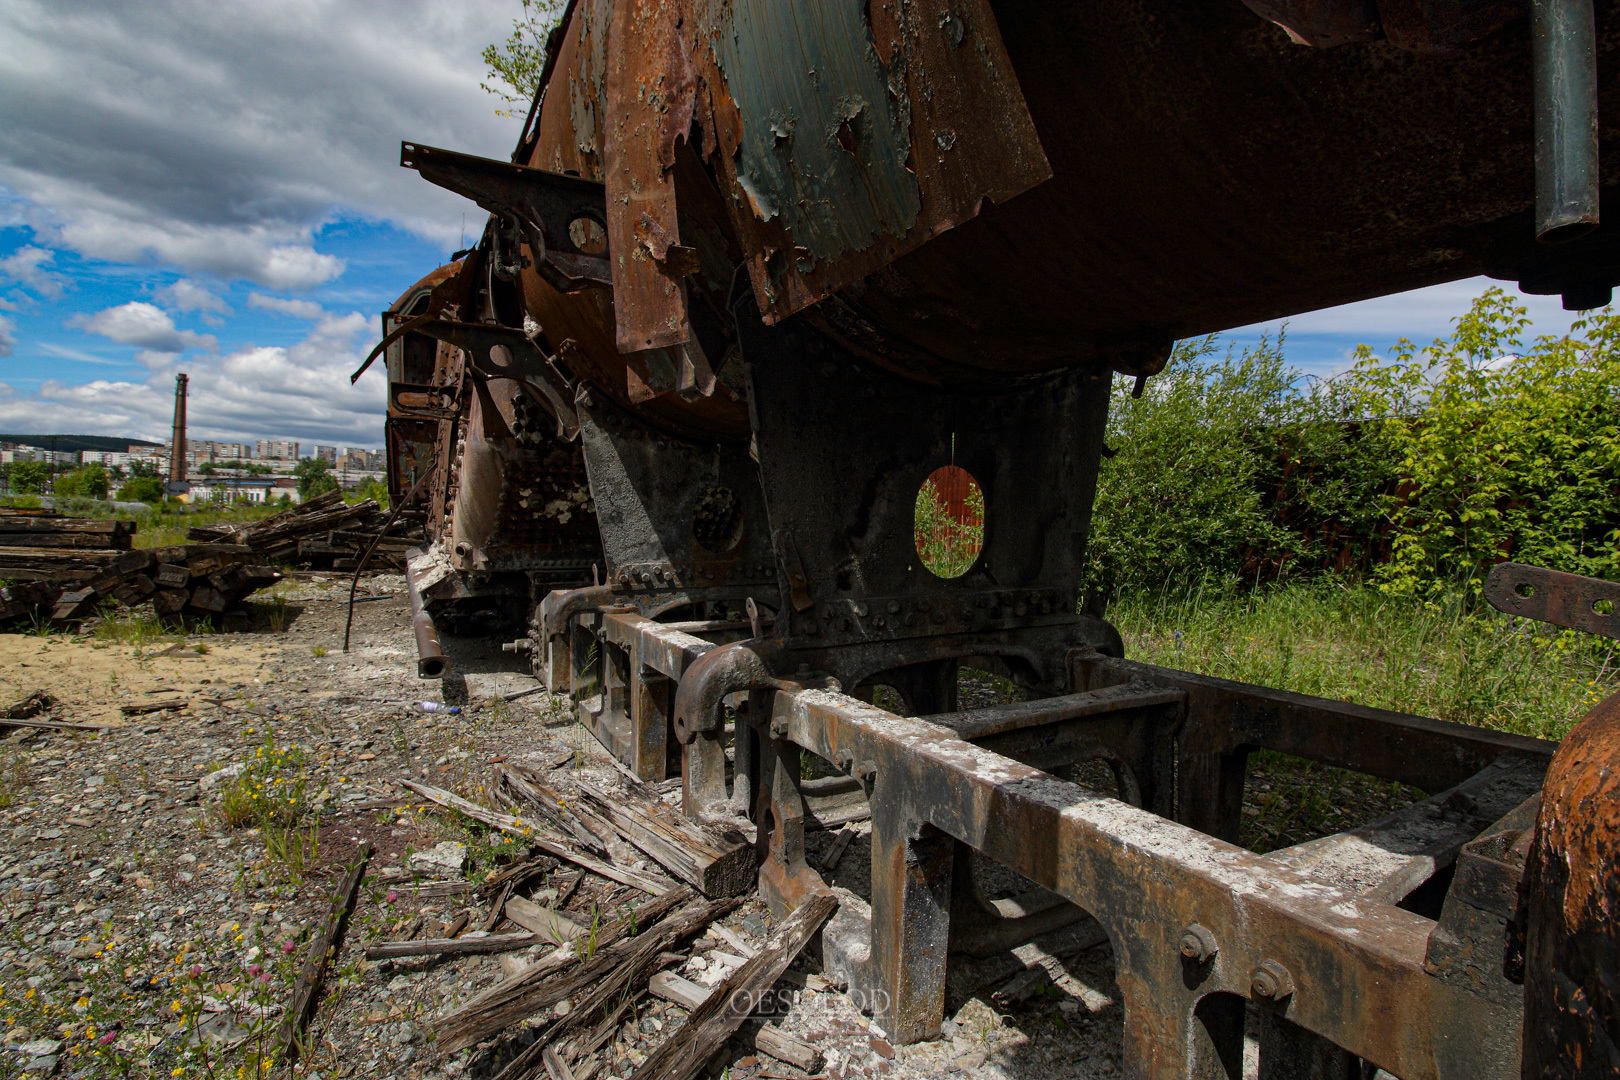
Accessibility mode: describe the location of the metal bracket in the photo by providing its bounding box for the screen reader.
[401,142,611,292]
[1484,561,1620,639]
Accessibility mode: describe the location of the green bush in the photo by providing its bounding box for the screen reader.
[352,475,389,508]
[117,475,165,503]
[1090,289,1620,599]
[1088,334,1378,595]
[293,455,338,500]
[53,463,110,499]
[1338,287,1620,595]
[8,460,47,495]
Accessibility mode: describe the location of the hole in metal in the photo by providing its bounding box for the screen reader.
[568,216,608,254]
[916,465,983,579]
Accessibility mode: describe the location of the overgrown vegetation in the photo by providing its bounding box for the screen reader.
[915,472,985,579]
[1093,288,1620,601]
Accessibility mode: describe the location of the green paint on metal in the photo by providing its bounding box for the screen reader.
[708,0,922,266]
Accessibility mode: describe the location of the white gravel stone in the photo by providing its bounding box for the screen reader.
[409,840,467,879]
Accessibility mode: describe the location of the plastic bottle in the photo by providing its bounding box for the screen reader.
[418,702,461,714]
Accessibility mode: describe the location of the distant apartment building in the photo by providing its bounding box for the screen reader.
[255,439,300,461]
[314,445,338,465]
[0,445,77,466]
[337,447,380,472]
[80,451,136,468]
[162,440,252,468]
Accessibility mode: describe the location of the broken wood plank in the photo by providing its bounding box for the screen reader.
[479,896,741,1078]
[119,699,187,715]
[504,896,586,944]
[0,716,110,733]
[364,930,543,961]
[401,779,674,896]
[434,888,694,1049]
[3,691,56,720]
[820,827,857,871]
[633,894,838,1080]
[437,890,731,1054]
[499,765,611,853]
[276,841,371,1064]
[647,973,824,1074]
[576,780,753,897]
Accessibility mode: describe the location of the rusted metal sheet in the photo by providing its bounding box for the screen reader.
[1518,691,1620,1079]
[1483,561,1620,639]
[698,0,1050,325]
[603,0,697,352]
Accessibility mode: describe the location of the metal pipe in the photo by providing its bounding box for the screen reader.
[405,557,449,680]
[1532,0,1601,243]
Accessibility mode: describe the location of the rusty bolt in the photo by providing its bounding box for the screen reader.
[855,760,878,783]
[834,748,855,772]
[769,715,790,740]
[1179,924,1218,963]
[1249,959,1294,1001]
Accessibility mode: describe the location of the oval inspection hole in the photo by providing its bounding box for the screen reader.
[915,465,984,579]
[568,216,608,254]
[1515,582,1536,599]
[1594,598,1614,616]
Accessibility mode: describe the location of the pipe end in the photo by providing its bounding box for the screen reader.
[418,656,449,679]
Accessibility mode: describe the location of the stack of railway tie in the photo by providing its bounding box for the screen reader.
[186,488,425,571]
[0,511,285,628]
[373,766,833,1080]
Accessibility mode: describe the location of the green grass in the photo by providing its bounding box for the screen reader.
[1112,578,1615,742]
[1110,579,1616,851]
[136,502,281,548]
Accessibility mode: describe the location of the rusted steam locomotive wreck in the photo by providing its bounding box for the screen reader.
[357,1,1620,1075]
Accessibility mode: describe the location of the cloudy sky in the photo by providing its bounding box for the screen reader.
[0,1,1590,451]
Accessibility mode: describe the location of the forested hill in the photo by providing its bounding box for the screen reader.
[0,435,162,454]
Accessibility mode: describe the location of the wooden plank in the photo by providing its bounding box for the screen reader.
[0,517,131,534]
[633,894,838,1080]
[820,827,857,871]
[401,779,675,895]
[364,931,543,961]
[433,888,706,1053]
[647,973,823,1072]
[275,841,371,1064]
[462,895,743,1076]
[504,896,586,944]
[576,780,753,897]
[498,766,611,853]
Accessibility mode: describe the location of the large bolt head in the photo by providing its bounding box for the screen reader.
[1249,959,1294,1001]
[1179,923,1218,963]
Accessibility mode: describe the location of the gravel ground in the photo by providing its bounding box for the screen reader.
[0,575,1143,1079]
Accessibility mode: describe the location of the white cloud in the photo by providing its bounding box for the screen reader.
[0,309,387,445]
[0,0,521,287]
[249,292,324,319]
[73,301,217,353]
[37,342,122,366]
[0,315,13,357]
[156,278,230,316]
[0,245,64,298]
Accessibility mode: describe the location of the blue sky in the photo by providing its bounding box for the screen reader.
[0,0,519,449]
[0,0,1598,449]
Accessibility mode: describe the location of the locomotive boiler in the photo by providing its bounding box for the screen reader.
[363,1,1620,1073]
